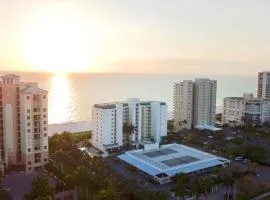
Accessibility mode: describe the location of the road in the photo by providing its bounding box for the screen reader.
[252,191,270,200]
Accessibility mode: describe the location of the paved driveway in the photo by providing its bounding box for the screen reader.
[3,170,58,200]
[4,171,42,200]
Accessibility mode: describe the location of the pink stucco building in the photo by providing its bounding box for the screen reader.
[0,74,48,173]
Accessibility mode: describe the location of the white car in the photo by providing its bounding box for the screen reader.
[234,156,243,161]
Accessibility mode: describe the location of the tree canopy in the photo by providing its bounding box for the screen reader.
[25,176,55,200]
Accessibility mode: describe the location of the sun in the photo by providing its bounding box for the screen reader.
[25,3,98,73]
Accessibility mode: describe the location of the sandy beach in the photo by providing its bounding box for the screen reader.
[48,121,93,136]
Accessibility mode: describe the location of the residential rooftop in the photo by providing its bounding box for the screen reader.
[94,100,167,109]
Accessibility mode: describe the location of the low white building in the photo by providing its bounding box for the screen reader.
[223,93,270,125]
[92,98,167,152]
[119,143,230,184]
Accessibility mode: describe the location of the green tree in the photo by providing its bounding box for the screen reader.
[167,120,174,133]
[182,120,188,128]
[187,133,193,141]
[65,166,92,200]
[233,137,244,146]
[241,115,254,130]
[190,176,204,200]
[175,173,190,200]
[221,170,234,200]
[201,177,214,197]
[123,123,136,146]
[245,145,267,163]
[134,190,168,200]
[231,166,242,200]
[94,178,118,200]
[0,175,7,200]
[25,176,55,200]
[49,132,77,153]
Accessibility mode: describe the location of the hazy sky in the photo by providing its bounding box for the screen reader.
[1,0,270,74]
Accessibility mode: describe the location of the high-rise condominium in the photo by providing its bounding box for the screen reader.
[92,98,167,152]
[173,80,194,129]
[193,79,217,127]
[173,79,217,130]
[257,71,270,99]
[0,74,48,173]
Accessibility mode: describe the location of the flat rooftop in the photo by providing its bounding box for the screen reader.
[118,143,230,179]
[195,125,222,131]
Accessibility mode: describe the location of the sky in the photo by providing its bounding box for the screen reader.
[1,0,270,75]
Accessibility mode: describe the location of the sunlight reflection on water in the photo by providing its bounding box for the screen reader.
[48,73,76,124]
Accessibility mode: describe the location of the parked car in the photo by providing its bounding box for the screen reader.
[234,156,243,161]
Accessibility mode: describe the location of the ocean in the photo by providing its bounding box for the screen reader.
[2,72,257,124]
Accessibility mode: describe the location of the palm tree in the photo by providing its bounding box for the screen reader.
[134,190,168,200]
[65,166,92,200]
[200,177,214,198]
[182,120,188,129]
[241,115,253,130]
[221,170,234,200]
[190,176,204,200]
[123,123,136,147]
[178,121,183,129]
[231,167,242,200]
[178,120,188,130]
[175,173,190,200]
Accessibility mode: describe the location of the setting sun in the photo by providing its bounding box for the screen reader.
[25,2,98,72]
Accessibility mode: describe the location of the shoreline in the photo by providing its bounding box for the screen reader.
[48,120,93,136]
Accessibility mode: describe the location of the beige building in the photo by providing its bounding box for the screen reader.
[257,71,270,99]
[0,74,48,173]
[193,79,217,127]
[173,81,194,129]
[223,93,270,125]
[173,78,217,130]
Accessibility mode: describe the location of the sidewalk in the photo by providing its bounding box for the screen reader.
[252,191,270,200]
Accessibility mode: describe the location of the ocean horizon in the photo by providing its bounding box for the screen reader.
[1,71,257,124]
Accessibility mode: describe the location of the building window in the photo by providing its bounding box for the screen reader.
[28,167,31,171]
[44,121,47,125]
[43,127,47,131]
[28,148,31,152]
[44,146,47,149]
[27,96,30,100]
[27,122,30,126]
[43,108,46,112]
[44,133,47,137]
[28,161,31,165]
[27,129,31,133]
[27,116,30,120]
[43,115,46,118]
[27,109,30,113]
[44,158,48,162]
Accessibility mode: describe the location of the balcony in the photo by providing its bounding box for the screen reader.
[34,146,41,151]
[34,128,41,133]
[34,159,41,164]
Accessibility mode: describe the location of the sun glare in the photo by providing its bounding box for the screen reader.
[25,3,98,72]
[49,74,74,123]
